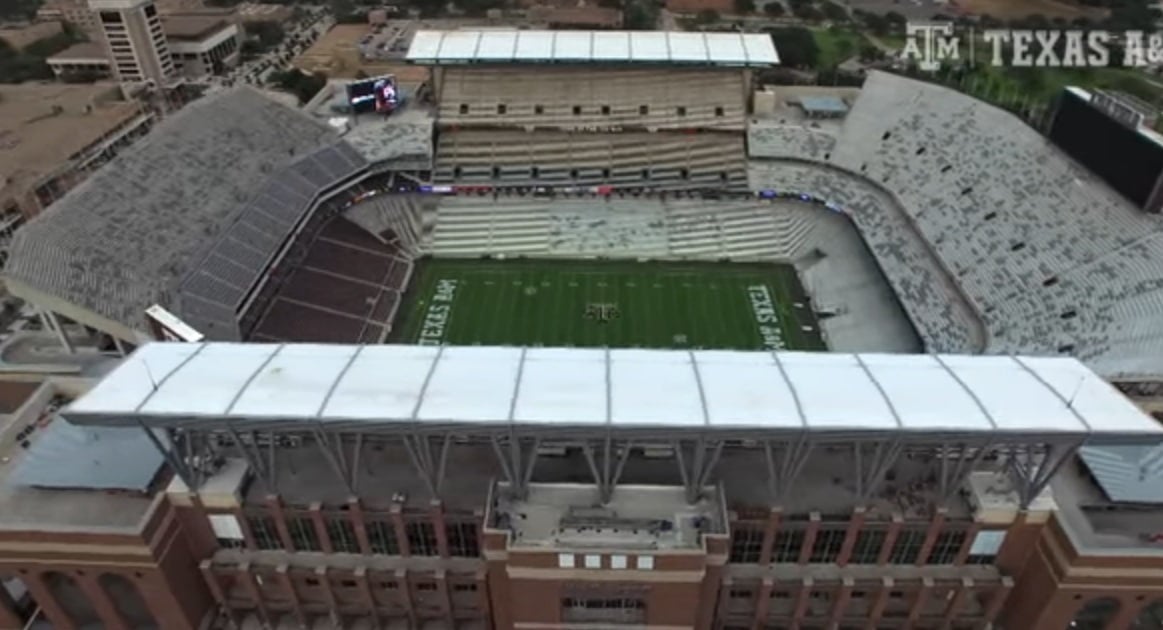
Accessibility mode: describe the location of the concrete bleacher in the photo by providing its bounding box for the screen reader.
[434,131,750,191]
[343,193,430,256]
[748,122,838,161]
[748,70,1163,378]
[437,67,747,131]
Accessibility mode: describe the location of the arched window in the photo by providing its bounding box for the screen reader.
[99,573,157,629]
[1132,599,1163,629]
[1070,597,1121,630]
[42,572,98,626]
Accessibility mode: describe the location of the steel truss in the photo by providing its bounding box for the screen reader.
[130,420,1096,511]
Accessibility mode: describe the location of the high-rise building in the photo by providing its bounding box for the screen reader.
[88,0,175,84]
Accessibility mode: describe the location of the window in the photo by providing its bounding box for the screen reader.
[809,527,846,563]
[636,556,654,570]
[531,166,540,179]
[772,528,805,563]
[601,105,610,115]
[446,521,480,557]
[584,554,601,569]
[305,578,320,586]
[570,168,579,179]
[601,168,610,179]
[730,525,763,563]
[610,555,627,569]
[491,166,501,179]
[144,5,157,17]
[715,106,724,117]
[927,529,967,565]
[639,105,649,115]
[327,517,359,553]
[406,521,439,556]
[676,106,686,116]
[534,104,544,115]
[247,515,283,550]
[679,168,689,180]
[453,166,462,178]
[559,553,575,568]
[100,11,122,23]
[562,596,646,624]
[340,579,357,588]
[459,104,469,115]
[453,583,477,592]
[366,520,399,555]
[730,588,755,600]
[720,171,729,182]
[849,529,885,564]
[888,529,925,564]
[573,105,582,116]
[641,168,651,180]
[497,104,506,115]
[416,583,437,591]
[288,516,321,552]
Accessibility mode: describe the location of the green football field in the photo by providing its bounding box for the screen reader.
[389,258,826,351]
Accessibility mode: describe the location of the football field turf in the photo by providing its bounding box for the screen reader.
[390,258,826,351]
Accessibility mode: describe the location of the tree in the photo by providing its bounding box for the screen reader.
[766,26,819,68]
[269,69,328,105]
[858,43,884,62]
[820,0,847,22]
[244,21,285,52]
[763,2,785,16]
[354,69,368,79]
[734,0,755,14]
[696,9,720,24]
[792,3,823,21]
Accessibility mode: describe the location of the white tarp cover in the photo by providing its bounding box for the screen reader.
[405,30,780,67]
[65,343,1163,438]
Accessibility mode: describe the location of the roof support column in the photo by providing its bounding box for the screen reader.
[581,436,632,505]
[1008,440,1082,508]
[763,434,814,503]
[40,308,75,355]
[855,437,904,502]
[673,437,725,504]
[225,424,272,493]
[312,427,355,496]
[401,432,452,501]
[140,422,194,490]
[489,435,540,500]
[938,440,994,504]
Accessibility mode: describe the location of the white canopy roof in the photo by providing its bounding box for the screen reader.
[405,30,779,67]
[64,343,1163,440]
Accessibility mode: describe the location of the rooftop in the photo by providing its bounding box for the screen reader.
[493,483,724,550]
[161,14,231,40]
[0,83,140,204]
[64,343,1162,442]
[800,95,849,114]
[4,87,337,335]
[0,378,158,533]
[406,30,780,67]
[46,41,107,62]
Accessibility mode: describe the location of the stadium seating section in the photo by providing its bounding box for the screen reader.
[434,131,749,191]
[437,67,746,131]
[749,72,1163,378]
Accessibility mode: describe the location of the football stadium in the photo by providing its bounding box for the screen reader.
[4,28,1163,630]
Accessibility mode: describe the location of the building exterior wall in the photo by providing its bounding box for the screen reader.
[2,483,1163,630]
[0,496,212,630]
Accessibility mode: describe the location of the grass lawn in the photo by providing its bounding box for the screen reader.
[390,258,826,351]
[811,27,867,68]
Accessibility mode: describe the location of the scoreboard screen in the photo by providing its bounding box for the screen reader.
[345,75,398,115]
[1047,88,1163,209]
